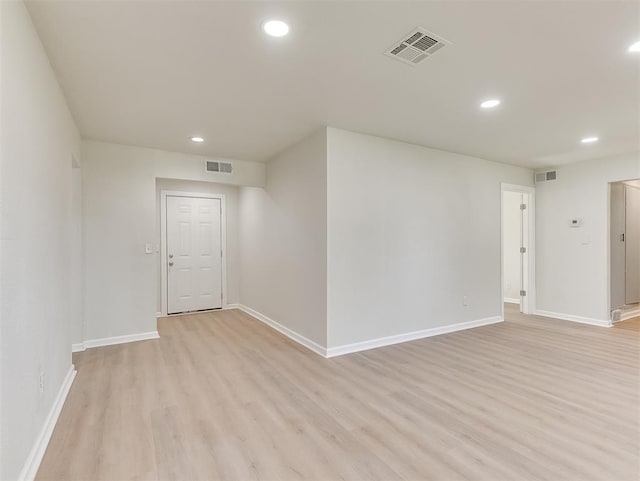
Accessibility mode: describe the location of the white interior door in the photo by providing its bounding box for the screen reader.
[502,185,535,316]
[166,196,222,314]
[625,186,640,305]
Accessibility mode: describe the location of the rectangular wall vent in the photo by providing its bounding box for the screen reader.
[535,170,557,183]
[205,161,232,174]
[385,27,451,66]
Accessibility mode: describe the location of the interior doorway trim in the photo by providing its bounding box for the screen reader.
[501,183,536,318]
[160,190,228,316]
[608,179,640,320]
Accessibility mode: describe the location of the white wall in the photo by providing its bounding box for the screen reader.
[326,128,533,348]
[0,2,82,479]
[536,152,640,322]
[503,191,522,302]
[239,129,327,347]
[83,141,264,342]
[155,178,241,311]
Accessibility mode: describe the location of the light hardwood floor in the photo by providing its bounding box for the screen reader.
[614,316,640,331]
[36,304,639,481]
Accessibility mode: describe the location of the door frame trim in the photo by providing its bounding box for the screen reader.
[160,190,228,316]
[501,183,536,318]
[610,182,640,314]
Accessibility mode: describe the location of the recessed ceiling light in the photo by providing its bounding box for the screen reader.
[628,41,640,53]
[262,20,289,37]
[190,136,204,143]
[581,136,599,144]
[480,99,501,109]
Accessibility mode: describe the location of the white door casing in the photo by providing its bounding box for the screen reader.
[161,192,226,315]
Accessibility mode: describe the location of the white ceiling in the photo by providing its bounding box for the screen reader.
[26,1,640,167]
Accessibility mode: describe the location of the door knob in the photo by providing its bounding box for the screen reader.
[169,261,174,267]
[169,254,174,258]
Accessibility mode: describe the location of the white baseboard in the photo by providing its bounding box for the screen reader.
[326,316,504,358]
[504,297,521,305]
[18,365,76,481]
[223,303,240,310]
[619,305,640,322]
[237,305,327,357]
[156,311,162,318]
[535,310,611,328]
[72,331,159,352]
[238,306,505,358]
[82,331,160,350]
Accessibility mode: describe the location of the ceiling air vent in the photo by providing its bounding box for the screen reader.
[535,170,557,183]
[205,161,232,174]
[385,27,451,66]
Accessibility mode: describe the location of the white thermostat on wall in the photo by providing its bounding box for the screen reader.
[569,218,582,228]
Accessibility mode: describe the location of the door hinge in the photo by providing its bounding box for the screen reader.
[520,247,527,254]
[520,203,527,210]
[520,290,527,296]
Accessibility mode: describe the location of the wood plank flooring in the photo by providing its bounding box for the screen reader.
[36,305,640,481]
[614,317,640,331]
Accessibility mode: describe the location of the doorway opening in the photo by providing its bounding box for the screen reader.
[609,179,640,323]
[160,190,227,316]
[501,183,536,317]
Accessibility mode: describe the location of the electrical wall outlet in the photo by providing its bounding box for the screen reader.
[39,371,45,394]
